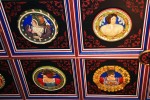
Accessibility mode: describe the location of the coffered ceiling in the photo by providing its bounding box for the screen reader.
[0,0,150,100]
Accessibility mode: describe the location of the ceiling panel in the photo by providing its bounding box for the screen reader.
[14,59,78,99]
[76,0,149,54]
[0,60,22,99]
[1,0,74,56]
[0,0,150,100]
[81,58,141,99]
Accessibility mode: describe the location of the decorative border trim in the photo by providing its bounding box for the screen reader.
[0,33,7,56]
[147,77,150,99]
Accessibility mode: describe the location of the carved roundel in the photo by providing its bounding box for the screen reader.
[93,65,130,92]
[18,9,58,44]
[0,74,5,89]
[33,66,66,91]
[139,50,150,65]
[93,8,132,42]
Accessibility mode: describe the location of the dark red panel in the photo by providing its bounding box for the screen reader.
[81,0,146,48]
[0,60,18,94]
[2,1,69,49]
[85,59,139,95]
[20,59,76,94]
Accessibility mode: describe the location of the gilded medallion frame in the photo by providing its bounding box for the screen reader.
[93,65,130,92]
[32,66,66,91]
[0,74,5,89]
[18,9,58,44]
[93,8,132,42]
[139,50,150,65]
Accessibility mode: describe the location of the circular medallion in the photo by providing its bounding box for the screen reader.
[33,66,66,91]
[93,65,130,92]
[18,9,58,44]
[93,8,132,42]
[0,74,5,89]
[139,50,150,65]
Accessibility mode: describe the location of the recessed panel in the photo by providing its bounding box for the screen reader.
[0,60,20,99]
[82,58,140,99]
[2,0,72,54]
[79,0,148,52]
[16,59,78,99]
